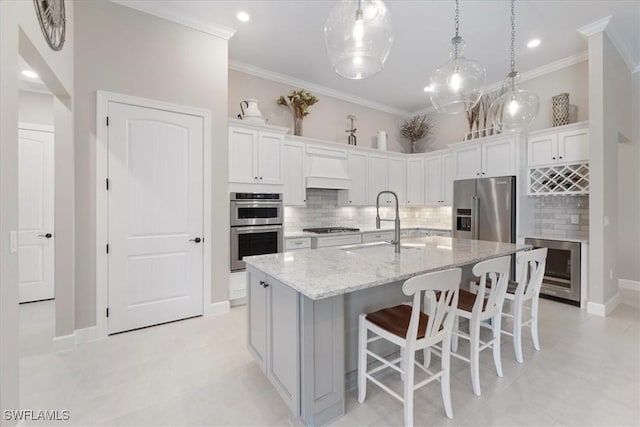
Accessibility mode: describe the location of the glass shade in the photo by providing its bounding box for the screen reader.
[428,37,486,114]
[490,73,540,133]
[324,0,393,80]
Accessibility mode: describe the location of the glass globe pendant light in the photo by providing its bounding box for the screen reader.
[489,0,539,133]
[428,0,486,114]
[324,0,393,80]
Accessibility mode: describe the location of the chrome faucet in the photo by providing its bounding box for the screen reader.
[376,191,401,253]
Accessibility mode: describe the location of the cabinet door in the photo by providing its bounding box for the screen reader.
[283,141,306,206]
[368,155,388,204]
[558,128,588,163]
[454,144,482,179]
[442,153,454,205]
[247,267,268,372]
[406,157,424,206]
[267,276,300,415]
[425,155,443,205]
[528,133,558,166]
[257,132,283,184]
[229,126,257,183]
[347,151,368,206]
[482,137,516,177]
[387,156,406,205]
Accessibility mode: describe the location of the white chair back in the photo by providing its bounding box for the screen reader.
[515,248,548,300]
[402,268,461,347]
[472,256,511,318]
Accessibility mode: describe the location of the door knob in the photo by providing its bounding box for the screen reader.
[189,237,202,243]
[37,233,53,239]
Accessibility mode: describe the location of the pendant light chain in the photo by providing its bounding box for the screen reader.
[454,0,460,38]
[510,0,516,74]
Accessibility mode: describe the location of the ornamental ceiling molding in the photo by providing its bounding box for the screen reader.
[578,15,639,74]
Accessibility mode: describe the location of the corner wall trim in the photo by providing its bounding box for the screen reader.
[577,16,612,37]
[52,334,76,353]
[586,292,621,317]
[619,279,640,291]
[204,300,231,316]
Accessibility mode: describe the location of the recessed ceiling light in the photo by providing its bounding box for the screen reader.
[236,11,250,23]
[21,69,39,79]
[527,38,541,48]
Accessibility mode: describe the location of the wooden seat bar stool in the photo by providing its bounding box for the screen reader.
[357,268,461,427]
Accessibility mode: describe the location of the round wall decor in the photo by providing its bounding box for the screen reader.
[34,0,66,51]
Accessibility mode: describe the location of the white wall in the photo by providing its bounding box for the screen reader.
[428,61,589,148]
[229,69,409,153]
[74,1,229,329]
[18,91,54,125]
[1,1,74,422]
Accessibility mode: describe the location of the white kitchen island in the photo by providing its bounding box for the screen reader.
[244,237,530,426]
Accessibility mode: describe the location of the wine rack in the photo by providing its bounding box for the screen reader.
[528,162,589,195]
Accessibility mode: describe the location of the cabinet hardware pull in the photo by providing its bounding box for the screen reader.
[254,176,258,179]
[189,237,202,243]
[37,233,53,239]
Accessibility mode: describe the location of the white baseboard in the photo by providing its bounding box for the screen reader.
[52,333,76,352]
[586,292,621,317]
[230,297,246,307]
[75,326,98,344]
[618,279,640,291]
[204,300,230,316]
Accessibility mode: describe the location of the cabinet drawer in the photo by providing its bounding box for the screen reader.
[430,230,451,237]
[285,237,311,251]
[362,231,395,243]
[314,234,362,248]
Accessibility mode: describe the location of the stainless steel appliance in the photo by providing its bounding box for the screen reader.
[230,193,283,271]
[453,176,516,244]
[524,237,581,305]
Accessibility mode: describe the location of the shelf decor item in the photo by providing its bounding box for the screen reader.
[237,99,266,124]
[489,0,539,133]
[324,0,393,80]
[463,88,505,140]
[427,0,486,114]
[400,115,433,153]
[552,93,570,127]
[277,89,319,136]
[377,130,387,150]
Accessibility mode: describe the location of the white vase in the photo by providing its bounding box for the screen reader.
[377,131,387,150]
[240,99,266,124]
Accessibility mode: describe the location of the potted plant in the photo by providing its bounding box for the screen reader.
[277,89,319,136]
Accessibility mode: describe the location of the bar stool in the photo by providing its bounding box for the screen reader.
[357,268,461,426]
[450,256,511,396]
[502,248,548,363]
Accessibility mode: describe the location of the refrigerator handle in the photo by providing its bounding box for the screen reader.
[472,196,480,240]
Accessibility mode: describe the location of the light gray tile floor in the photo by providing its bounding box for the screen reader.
[18,289,640,426]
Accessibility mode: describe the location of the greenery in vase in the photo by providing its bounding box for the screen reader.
[277,89,319,119]
[400,114,433,153]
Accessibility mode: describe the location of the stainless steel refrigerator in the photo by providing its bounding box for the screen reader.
[453,176,516,243]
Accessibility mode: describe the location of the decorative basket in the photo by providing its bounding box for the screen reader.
[552,93,570,127]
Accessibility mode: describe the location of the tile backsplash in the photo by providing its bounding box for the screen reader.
[284,189,452,232]
[533,196,589,238]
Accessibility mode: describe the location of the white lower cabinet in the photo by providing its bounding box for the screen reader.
[283,140,306,206]
[285,237,311,251]
[247,268,300,415]
[312,234,362,249]
[430,230,452,237]
[362,230,395,243]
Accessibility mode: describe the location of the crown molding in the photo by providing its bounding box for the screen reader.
[110,0,236,40]
[229,60,412,117]
[604,28,640,74]
[577,16,612,37]
[412,51,589,116]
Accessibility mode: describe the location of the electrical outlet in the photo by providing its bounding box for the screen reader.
[571,215,579,225]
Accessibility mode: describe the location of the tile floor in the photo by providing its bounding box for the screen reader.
[19,290,640,426]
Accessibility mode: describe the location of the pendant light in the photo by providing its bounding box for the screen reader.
[324,0,393,80]
[428,0,486,114]
[489,0,539,133]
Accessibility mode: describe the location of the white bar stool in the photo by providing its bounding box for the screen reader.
[357,268,461,427]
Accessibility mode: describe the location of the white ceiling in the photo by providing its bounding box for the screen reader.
[116,1,639,114]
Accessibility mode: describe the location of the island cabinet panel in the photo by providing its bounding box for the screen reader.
[267,276,300,416]
[247,268,268,371]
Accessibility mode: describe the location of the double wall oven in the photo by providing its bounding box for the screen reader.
[230,193,284,272]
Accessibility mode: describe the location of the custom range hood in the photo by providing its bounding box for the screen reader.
[304,143,351,190]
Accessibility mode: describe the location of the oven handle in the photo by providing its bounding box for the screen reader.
[232,201,283,207]
[233,225,283,234]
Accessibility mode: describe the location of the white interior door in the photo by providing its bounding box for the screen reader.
[18,127,55,303]
[107,101,204,334]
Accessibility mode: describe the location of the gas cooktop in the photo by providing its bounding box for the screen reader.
[302,227,360,234]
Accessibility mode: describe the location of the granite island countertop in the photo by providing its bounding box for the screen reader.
[244,237,531,300]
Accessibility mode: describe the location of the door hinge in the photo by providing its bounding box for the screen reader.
[106,178,110,190]
[106,244,109,254]
[106,308,109,317]
[106,116,109,126]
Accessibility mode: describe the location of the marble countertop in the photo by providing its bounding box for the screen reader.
[284,226,452,239]
[245,237,530,300]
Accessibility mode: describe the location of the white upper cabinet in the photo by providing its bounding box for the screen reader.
[387,156,406,205]
[424,152,454,205]
[283,140,306,206]
[442,153,454,204]
[405,157,424,206]
[453,136,516,179]
[229,124,286,185]
[368,154,389,204]
[339,150,368,206]
[527,122,588,166]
